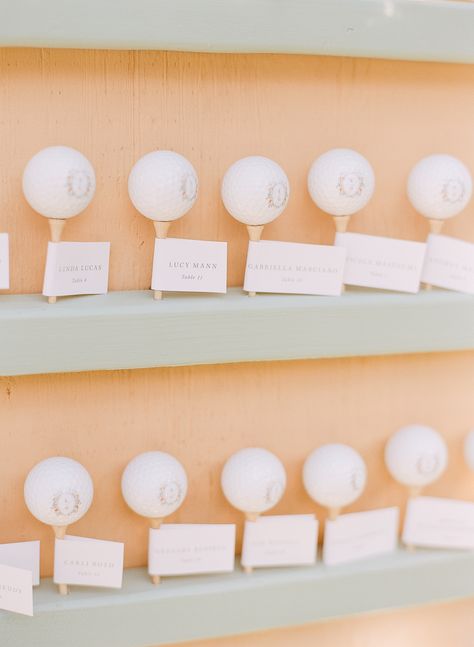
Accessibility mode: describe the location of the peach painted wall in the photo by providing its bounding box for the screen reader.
[1,49,474,292]
[1,48,473,646]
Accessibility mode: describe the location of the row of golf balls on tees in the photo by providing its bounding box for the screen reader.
[22,146,473,227]
[23,425,474,529]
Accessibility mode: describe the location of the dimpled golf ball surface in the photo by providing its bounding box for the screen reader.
[24,457,93,527]
[128,151,198,221]
[407,154,472,220]
[22,146,96,219]
[221,448,286,514]
[307,148,375,217]
[385,425,448,488]
[121,451,188,518]
[221,156,290,226]
[303,444,367,509]
[464,430,474,471]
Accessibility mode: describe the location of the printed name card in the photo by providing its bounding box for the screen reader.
[422,234,474,294]
[241,514,318,568]
[43,242,110,297]
[335,233,426,293]
[148,524,235,576]
[323,507,399,566]
[152,238,227,294]
[54,536,124,588]
[403,496,474,550]
[0,233,9,289]
[0,541,40,586]
[0,564,33,616]
[244,241,346,295]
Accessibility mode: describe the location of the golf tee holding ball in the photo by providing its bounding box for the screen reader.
[221,155,290,296]
[128,150,199,300]
[121,451,188,585]
[221,448,286,574]
[23,457,94,595]
[22,145,96,304]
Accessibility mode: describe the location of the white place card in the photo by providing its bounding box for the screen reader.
[0,541,40,586]
[0,564,33,616]
[241,514,318,568]
[43,241,110,297]
[403,496,474,550]
[0,233,9,289]
[335,232,426,293]
[148,524,235,576]
[54,536,124,588]
[152,238,227,293]
[244,240,345,296]
[323,507,399,566]
[422,234,474,294]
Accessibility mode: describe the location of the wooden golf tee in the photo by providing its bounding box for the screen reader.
[328,506,341,521]
[153,221,172,301]
[333,216,350,293]
[243,511,259,574]
[333,215,350,234]
[425,219,444,291]
[405,486,422,552]
[47,219,66,304]
[53,525,69,595]
[149,517,164,585]
[246,225,264,297]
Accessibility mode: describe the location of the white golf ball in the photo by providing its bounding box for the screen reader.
[221,156,290,226]
[307,148,375,217]
[121,451,188,519]
[385,425,448,488]
[22,146,96,219]
[464,430,474,471]
[221,448,286,514]
[407,154,472,221]
[24,457,93,527]
[303,443,367,509]
[128,151,198,222]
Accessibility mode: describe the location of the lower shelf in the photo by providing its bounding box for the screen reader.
[2,549,474,647]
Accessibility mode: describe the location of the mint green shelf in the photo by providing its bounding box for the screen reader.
[2,550,474,647]
[1,0,474,64]
[1,288,474,376]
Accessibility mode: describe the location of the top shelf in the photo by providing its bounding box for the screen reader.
[2,0,474,64]
[1,287,474,377]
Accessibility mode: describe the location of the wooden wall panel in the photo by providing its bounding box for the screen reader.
[1,350,473,576]
[1,49,474,294]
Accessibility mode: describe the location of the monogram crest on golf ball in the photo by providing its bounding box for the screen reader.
[407,154,472,221]
[221,156,290,226]
[22,146,96,219]
[159,480,183,506]
[24,457,94,527]
[121,451,188,519]
[307,148,375,216]
[221,448,287,514]
[67,169,94,199]
[384,425,448,488]
[52,489,81,517]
